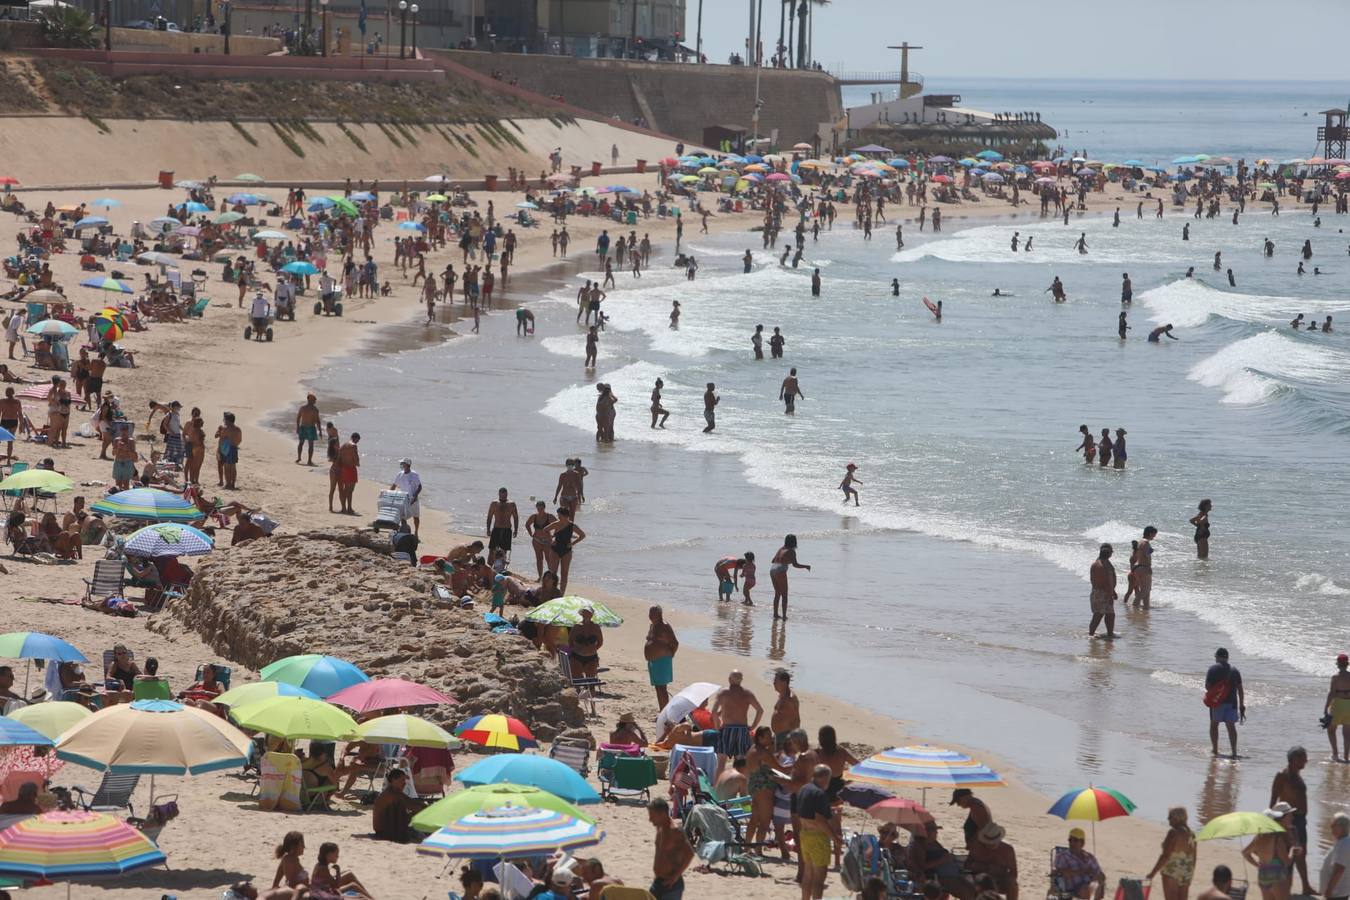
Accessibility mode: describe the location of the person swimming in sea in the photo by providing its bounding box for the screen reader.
[1148,324,1179,342]
[1185,267,1195,278]
[840,463,861,507]
[891,279,900,296]
[1291,314,1305,330]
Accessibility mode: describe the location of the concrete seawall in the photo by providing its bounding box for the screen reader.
[431,50,842,147]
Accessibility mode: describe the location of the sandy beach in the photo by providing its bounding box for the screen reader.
[0,155,1269,900]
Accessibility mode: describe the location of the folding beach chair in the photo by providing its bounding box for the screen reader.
[83,559,125,604]
[556,649,603,716]
[72,772,140,817]
[598,754,656,804]
[547,738,591,778]
[681,802,763,877]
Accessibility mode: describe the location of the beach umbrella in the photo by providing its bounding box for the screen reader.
[412,783,596,833]
[0,633,85,663]
[866,797,934,828]
[424,174,451,183]
[697,167,720,175]
[327,677,456,713]
[88,315,123,342]
[888,158,910,168]
[0,470,74,494]
[213,681,320,707]
[0,717,54,747]
[72,216,108,230]
[234,173,264,182]
[349,191,375,202]
[90,488,201,522]
[26,320,78,338]
[261,654,369,697]
[228,696,358,741]
[225,193,265,206]
[397,221,426,232]
[211,212,244,225]
[0,810,165,882]
[765,173,790,182]
[78,277,133,294]
[136,251,178,266]
[89,198,121,209]
[0,177,19,186]
[307,198,336,211]
[1036,177,1056,185]
[56,699,250,775]
[654,681,721,734]
[177,201,210,214]
[982,173,1005,183]
[840,784,896,810]
[847,744,1005,804]
[931,175,953,184]
[425,194,448,202]
[456,755,601,804]
[0,427,13,443]
[149,216,182,230]
[174,179,203,189]
[927,155,954,164]
[174,226,203,238]
[1172,155,1198,165]
[514,201,539,210]
[7,702,91,741]
[352,714,461,749]
[124,523,214,558]
[1196,812,1286,841]
[793,142,814,151]
[326,197,360,217]
[522,596,623,628]
[454,714,537,751]
[958,158,977,167]
[280,261,320,276]
[417,806,603,860]
[1121,159,1145,167]
[976,150,1003,161]
[20,289,66,305]
[252,230,289,241]
[1047,785,1136,850]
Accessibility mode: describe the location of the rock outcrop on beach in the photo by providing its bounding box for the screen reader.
[148,528,588,741]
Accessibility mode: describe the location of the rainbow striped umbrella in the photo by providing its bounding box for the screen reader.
[847,744,1005,791]
[417,805,603,860]
[260,654,369,698]
[1047,786,1136,822]
[90,488,201,522]
[0,810,165,879]
[413,784,595,834]
[454,714,538,752]
[78,277,133,294]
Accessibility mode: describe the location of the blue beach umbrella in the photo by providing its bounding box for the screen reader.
[1122,159,1145,167]
[177,201,210,214]
[261,654,369,698]
[73,216,108,230]
[307,197,336,211]
[281,261,320,276]
[0,427,14,442]
[1172,155,1198,165]
[349,191,375,202]
[397,221,426,232]
[0,632,87,662]
[226,193,265,206]
[90,488,201,521]
[149,216,182,230]
[456,755,601,805]
[90,198,121,209]
[975,150,1003,161]
[848,744,1005,791]
[0,717,56,747]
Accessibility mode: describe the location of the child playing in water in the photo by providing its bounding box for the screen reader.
[740,551,756,606]
[841,463,861,506]
[1122,540,1139,604]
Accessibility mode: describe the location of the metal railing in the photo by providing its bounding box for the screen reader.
[829,69,923,88]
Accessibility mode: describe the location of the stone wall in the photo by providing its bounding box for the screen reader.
[432,49,842,146]
[148,528,589,742]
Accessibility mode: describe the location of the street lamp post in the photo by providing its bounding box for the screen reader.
[221,0,231,54]
[409,3,418,56]
[103,0,112,51]
[319,0,328,55]
[397,0,407,58]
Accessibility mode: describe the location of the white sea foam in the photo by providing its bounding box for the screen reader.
[1294,573,1350,597]
[1139,278,1343,328]
[1188,332,1349,404]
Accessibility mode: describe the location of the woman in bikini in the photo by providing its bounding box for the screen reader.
[324,422,341,513]
[1190,499,1212,560]
[1243,806,1293,900]
[524,501,556,579]
[744,726,785,849]
[540,507,586,594]
[568,605,604,679]
[769,534,811,620]
[1147,807,1196,900]
[271,831,309,894]
[103,643,140,705]
[310,842,373,899]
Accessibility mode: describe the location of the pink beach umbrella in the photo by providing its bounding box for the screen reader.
[765,173,791,182]
[326,677,457,714]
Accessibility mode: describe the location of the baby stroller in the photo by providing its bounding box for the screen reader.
[372,490,410,533]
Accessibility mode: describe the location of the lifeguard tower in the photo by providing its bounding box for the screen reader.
[1318,107,1347,161]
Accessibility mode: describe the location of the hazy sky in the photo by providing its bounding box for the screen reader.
[694,0,1347,81]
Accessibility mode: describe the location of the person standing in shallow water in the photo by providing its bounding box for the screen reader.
[1119,311,1130,340]
[1113,428,1127,469]
[1076,425,1096,464]
[770,534,811,620]
[1190,499,1212,560]
[1098,428,1113,468]
[780,368,803,415]
[1088,543,1118,639]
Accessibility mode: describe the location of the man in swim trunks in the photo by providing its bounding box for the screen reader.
[554,459,586,518]
[1132,526,1156,609]
[1206,648,1245,757]
[711,670,763,770]
[796,764,840,900]
[335,432,361,515]
[1271,745,1317,895]
[485,487,518,561]
[644,605,679,710]
[215,411,242,490]
[780,369,804,415]
[1088,543,1118,639]
[771,669,800,749]
[295,393,320,466]
[648,799,693,900]
[1327,654,1350,762]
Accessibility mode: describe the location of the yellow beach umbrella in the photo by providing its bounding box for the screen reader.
[352,714,461,748]
[0,470,73,493]
[8,701,92,740]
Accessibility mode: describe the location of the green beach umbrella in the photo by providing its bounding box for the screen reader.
[352,714,461,749]
[0,470,73,493]
[412,783,596,834]
[260,654,369,697]
[212,211,245,225]
[235,173,264,183]
[522,596,623,628]
[228,696,358,741]
[89,488,201,522]
[213,681,320,708]
[325,196,361,217]
[1196,812,1286,841]
[8,701,92,740]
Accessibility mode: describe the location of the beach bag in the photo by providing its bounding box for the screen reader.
[1116,878,1151,900]
[1203,679,1230,708]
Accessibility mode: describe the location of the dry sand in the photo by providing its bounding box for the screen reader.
[0,157,1249,899]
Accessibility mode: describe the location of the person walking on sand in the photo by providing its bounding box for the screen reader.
[648,798,694,900]
[644,605,679,710]
[770,534,811,620]
[711,670,764,767]
[390,457,422,535]
[1146,807,1197,900]
[485,487,518,561]
[1271,746,1318,897]
[702,383,719,434]
[1205,647,1245,757]
[295,394,320,466]
[1326,654,1350,763]
[215,411,242,490]
[840,463,861,506]
[650,378,670,429]
[1131,526,1156,608]
[1190,499,1212,560]
[335,432,361,515]
[1088,543,1118,639]
[780,368,804,414]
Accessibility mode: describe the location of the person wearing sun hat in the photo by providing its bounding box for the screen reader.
[609,712,647,746]
[1326,653,1350,762]
[968,822,1019,900]
[1053,827,1106,899]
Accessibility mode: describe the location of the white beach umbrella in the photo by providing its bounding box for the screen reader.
[654,682,720,734]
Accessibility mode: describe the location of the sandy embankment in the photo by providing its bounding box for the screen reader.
[0,161,1241,898]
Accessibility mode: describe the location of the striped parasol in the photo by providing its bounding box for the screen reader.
[413,784,596,834]
[90,313,124,342]
[417,805,603,859]
[90,488,201,522]
[0,810,165,880]
[0,717,55,747]
[78,277,133,294]
[1047,785,1137,851]
[124,523,214,558]
[454,714,538,752]
[847,744,1006,795]
[260,654,369,698]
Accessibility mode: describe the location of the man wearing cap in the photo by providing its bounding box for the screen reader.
[1205,648,1245,757]
[796,763,841,900]
[1271,746,1316,895]
[1326,653,1350,763]
[952,788,993,850]
[391,458,422,535]
[1053,828,1105,899]
[968,822,1018,900]
[1321,812,1350,900]
[711,670,763,768]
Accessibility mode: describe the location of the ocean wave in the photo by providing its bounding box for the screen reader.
[1294,573,1350,597]
[1139,278,1343,328]
[1188,332,1350,405]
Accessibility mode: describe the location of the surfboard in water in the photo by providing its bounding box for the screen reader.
[923,297,940,317]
